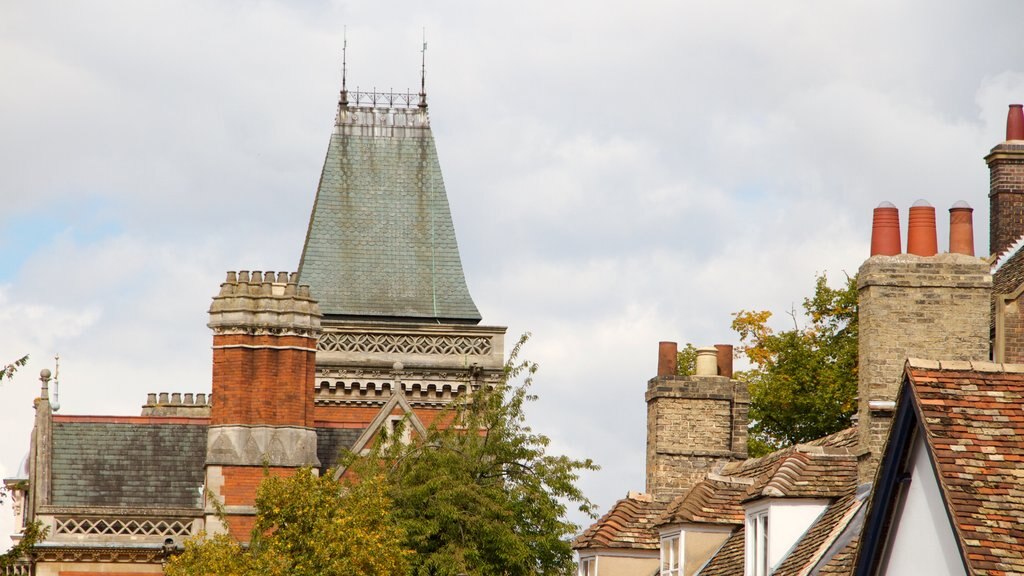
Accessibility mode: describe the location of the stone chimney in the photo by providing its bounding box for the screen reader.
[204,271,322,538]
[646,341,748,503]
[987,104,1024,258]
[858,203,990,480]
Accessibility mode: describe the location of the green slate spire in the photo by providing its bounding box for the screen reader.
[297,89,482,323]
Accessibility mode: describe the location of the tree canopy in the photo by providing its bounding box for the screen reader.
[167,335,597,576]
[0,354,44,571]
[732,273,858,456]
[165,468,409,576]
[348,333,599,576]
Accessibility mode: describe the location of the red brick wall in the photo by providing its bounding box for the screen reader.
[211,334,316,427]
[219,466,294,506]
[989,155,1024,256]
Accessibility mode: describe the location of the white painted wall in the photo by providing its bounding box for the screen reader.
[766,499,828,568]
[881,434,967,576]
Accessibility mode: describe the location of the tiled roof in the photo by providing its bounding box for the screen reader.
[51,419,207,509]
[657,477,750,526]
[297,123,482,322]
[751,449,858,500]
[573,492,666,550]
[696,526,744,576]
[905,362,1024,575]
[720,427,859,482]
[688,428,860,575]
[815,536,859,576]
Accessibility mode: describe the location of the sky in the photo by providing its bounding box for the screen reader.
[2,0,1024,545]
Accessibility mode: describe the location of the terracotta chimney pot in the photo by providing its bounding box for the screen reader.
[948,201,975,256]
[715,344,734,378]
[657,341,678,378]
[907,200,938,256]
[1008,104,1024,141]
[870,201,901,256]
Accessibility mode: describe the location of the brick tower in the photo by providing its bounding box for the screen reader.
[858,202,990,478]
[645,343,748,503]
[204,271,322,538]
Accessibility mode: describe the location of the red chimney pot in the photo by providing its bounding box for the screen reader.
[870,201,901,256]
[949,201,975,256]
[1008,104,1024,141]
[715,344,734,378]
[657,341,678,378]
[907,200,938,257]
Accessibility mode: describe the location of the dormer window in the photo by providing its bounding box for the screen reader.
[746,510,769,576]
[660,532,681,576]
[578,556,596,576]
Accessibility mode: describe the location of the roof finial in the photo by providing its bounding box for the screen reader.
[339,27,349,108]
[418,28,428,109]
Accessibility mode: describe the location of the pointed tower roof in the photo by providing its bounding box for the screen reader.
[298,88,482,323]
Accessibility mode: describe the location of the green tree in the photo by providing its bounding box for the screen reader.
[348,333,599,576]
[676,343,698,376]
[165,467,409,576]
[732,273,858,456]
[1,354,46,571]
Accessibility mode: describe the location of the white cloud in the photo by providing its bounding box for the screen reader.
[2,0,1024,544]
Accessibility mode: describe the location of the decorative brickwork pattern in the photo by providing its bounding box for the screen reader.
[319,331,492,355]
[55,517,193,537]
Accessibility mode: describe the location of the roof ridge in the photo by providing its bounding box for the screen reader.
[906,358,1024,373]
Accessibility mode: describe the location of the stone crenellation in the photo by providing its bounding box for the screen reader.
[208,270,321,337]
[142,392,211,417]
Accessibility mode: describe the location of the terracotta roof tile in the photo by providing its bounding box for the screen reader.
[573,493,666,551]
[657,477,750,526]
[906,366,1024,575]
[816,535,859,576]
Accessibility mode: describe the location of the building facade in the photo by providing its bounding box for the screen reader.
[4,76,505,575]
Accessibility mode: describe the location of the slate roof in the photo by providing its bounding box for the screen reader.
[900,361,1024,574]
[315,426,365,473]
[51,417,207,509]
[297,119,481,322]
[572,492,666,550]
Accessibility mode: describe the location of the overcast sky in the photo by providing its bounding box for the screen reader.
[2,0,1024,544]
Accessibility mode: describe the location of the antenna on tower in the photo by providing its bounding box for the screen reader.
[339,26,349,108]
[418,28,428,109]
[51,353,61,412]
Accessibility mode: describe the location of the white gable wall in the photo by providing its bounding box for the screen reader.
[880,434,966,575]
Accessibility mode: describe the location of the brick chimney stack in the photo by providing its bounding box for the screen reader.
[857,204,990,481]
[204,270,322,539]
[987,104,1024,257]
[645,341,748,503]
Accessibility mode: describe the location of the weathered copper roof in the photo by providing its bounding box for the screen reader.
[298,105,481,323]
[572,492,666,550]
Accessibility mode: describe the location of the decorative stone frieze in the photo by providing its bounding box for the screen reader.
[206,426,320,468]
